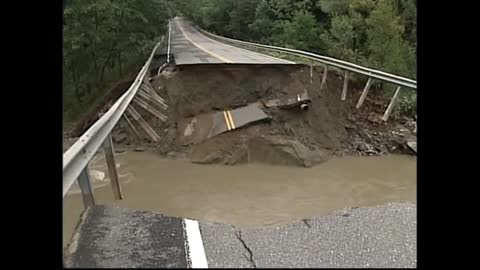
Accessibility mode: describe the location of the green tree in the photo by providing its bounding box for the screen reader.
[227,0,259,40]
[323,15,355,60]
[317,0,351,14]
[198,0,233,34]
[249,0,277,43]
[63,0,169,125]
[281,10,323,51]
[366,0,412,77]
[320,0,372,62]
[399,0,417,47]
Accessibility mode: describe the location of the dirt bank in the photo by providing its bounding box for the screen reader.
[342,85,417,156]
[109,64,416,166]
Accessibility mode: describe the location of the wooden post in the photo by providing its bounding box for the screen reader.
[320,65,328,91]
[78,167,95,208]
[140,83,167,108]
[133,96,168,121]
[123,114,141,139]
[138,87,168,110]
[382,86,402,122]
[356,78,373,109]
[103,134,123,200]
[127,106,161,142]
[341,71,349,101]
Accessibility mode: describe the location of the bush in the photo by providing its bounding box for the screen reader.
[391,91,416,119]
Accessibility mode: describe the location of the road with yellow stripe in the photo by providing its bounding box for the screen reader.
[222,110,236,131]
[170,17,295,65]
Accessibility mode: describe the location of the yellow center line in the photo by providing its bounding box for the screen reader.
[176,20,233,63]
[223,111,232,131]
[226,110,236,129]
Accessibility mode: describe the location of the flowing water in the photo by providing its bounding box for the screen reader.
[63,151,416,247]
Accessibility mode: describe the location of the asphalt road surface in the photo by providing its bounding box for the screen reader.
[200,202,417,268]
[170,17,295,65]
[64,206,190,268]
[64,203,416,268]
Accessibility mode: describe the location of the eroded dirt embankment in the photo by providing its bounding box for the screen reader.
[108,64,416,167]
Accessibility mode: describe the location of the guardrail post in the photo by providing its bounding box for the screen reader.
[320,65,328,90]
[356,77,373,109]
[103,133,123,200]
[382,86,402,122]
[123,114,141,139]
[309,64,313,84]
[78,167,95,208]
[341,71,349,101]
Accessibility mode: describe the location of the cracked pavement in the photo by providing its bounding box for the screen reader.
[200,202,416,268]
[234,230,257,268]
[199,223,254,268]
[64,203,415,268]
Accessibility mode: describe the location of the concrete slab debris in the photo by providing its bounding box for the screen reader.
[263,89,311,109]
[177,102,271,145]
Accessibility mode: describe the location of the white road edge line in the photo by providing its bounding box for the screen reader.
[184,219,209,268]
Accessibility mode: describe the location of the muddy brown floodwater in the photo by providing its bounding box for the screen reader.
[63,151,416,247]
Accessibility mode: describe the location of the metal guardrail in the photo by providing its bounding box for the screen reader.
[63,37,164,206]
[158,20,172,75]
[196,27,417,90]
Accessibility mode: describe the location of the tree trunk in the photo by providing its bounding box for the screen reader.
[71,66,82,103]
[100,58,109,82]
[91,50,99,82]
[100,42,118,82]
[118,51,122,76]
[85,81,92,96]
[92,4,99,82]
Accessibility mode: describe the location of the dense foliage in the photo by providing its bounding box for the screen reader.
[63,0,170,125]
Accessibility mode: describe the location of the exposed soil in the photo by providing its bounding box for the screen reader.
[106,64,416,167]
[342,85,417,156]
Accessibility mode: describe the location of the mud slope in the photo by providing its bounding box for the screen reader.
[113,64,354,166]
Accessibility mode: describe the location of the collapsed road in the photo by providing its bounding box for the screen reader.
[111,18,417,166]
[64,17,417,268]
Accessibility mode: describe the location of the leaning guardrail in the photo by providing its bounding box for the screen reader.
[196,26,416,122]
[63,36,164,206]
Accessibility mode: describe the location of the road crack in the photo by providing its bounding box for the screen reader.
[234,230,257,268]
[302,218,311,228]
